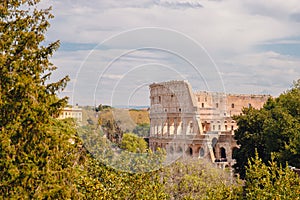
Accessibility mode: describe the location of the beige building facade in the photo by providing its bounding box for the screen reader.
[149,80,269,167]
[57,106,83,122]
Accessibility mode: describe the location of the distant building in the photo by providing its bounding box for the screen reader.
[149,80,270,168]
[57,106,83,122]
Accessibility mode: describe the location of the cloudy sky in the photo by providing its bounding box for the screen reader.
[42,0,300,106]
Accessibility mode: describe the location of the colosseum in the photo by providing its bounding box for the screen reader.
[148,80,270,168]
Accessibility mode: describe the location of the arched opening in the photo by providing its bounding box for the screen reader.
[220,147,227,159]
[213,146,216,155]
[232,147,239,159]
[187,147,193,156]
[199,148,205,157]
[177,146,183,153]
[212,138,218,147]
[169,146,174,154]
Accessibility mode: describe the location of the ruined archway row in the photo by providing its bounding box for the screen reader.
[149,80,269,165]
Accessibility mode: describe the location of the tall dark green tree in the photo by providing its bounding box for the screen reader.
[0,1,85,198]
[234,79,300,178]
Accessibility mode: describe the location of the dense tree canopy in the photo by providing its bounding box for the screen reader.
[1,1,299,198]
[234,79,300,178]
[244,152,300,199]
[120,132,148,153]
[162,159,242,200]
[0,1,84,198]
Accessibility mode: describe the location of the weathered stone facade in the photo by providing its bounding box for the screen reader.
[149,80,270,167]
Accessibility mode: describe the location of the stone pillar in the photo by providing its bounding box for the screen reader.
[215,145,220,160]
[167,118,170,136]
[177,121,182,135]
[227,147,232,162]
[157,122,161,136]
[151,125,154,136]
[163,120,168,136]
[169,119,175,135]
[183,119,187,135]
[186,120,190,134]
[174,118,177,135]
[161,120,165,136]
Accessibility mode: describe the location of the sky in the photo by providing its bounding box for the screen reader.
[41,0,300,106]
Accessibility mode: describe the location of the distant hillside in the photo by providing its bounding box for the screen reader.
[81,106,150,133]
[114,105,149,110]
[128,109,150,125]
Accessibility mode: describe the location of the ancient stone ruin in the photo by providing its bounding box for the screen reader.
[149,80,270,168]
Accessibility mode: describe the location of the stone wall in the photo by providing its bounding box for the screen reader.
[149,80,270,166]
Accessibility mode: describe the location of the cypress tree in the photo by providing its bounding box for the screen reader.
[0,1,84,198]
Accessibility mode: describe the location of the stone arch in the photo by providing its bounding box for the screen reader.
[220,147,226,159]
[232,147,239,159]
[212,137,218,147]
[186,146,193,156]
[199,147,205,157]
[177,146,183,153]
[169,145,174,154]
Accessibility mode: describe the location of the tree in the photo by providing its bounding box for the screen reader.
[162,158,242,200]
[244,152,300,199]
[133,123,150,137]
[233,107,269,178]
[234,79,300,178]
[81,158,168,200]
[120,132,148,153]
[77,126,168,198]
[0,1,84,198]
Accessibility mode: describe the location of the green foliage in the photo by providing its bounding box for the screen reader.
[86,160,168,200]
[162,159,242,200]
[78,125,166,173]
[96,104,111,112]
[244,152,300,199]
[0,117,87,198]
[120,132,148,153]
[77,125,168,198]
[0,1,87,198]
[3,1,299,199]
[133,123,150,137]
[234,79,300,178]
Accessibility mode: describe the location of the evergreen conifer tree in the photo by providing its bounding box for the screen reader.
[0,1,84,198]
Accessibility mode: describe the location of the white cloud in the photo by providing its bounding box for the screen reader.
[42,0,300,105]
[101,74,124,80]
[220,51,300,96]
[45,0,300,54]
